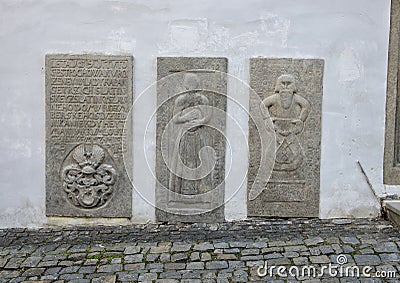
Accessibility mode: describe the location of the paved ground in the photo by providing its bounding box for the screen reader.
[0,218,399,282]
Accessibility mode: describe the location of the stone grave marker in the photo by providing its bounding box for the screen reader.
[45,54,133,217]
[156,57,227,222]
[248,58,324,217]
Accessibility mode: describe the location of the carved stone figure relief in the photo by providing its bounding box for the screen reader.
[264,74,311,174]
[248,58,323,217]
[168,73,214,199]
[156,57,227,223]
[45,54,133,218]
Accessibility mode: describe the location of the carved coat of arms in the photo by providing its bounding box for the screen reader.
[61,144,117,209]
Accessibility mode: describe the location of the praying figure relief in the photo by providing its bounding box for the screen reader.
[168,73,213,196]
[262,74,311,172]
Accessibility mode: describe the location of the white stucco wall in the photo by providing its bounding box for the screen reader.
[0,0,392,227]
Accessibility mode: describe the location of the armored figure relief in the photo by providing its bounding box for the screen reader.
[169,73,213,196]
[262,74,311,171]
[61,144,117,208]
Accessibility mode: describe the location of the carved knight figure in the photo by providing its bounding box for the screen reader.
[262,74,311,171]
[168,73,213,195]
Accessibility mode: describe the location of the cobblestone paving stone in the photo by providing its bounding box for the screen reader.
[0,218,399,282]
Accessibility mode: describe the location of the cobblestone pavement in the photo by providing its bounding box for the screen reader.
[0,218,399,282]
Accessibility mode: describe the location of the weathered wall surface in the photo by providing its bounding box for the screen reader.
[0,0,391,227]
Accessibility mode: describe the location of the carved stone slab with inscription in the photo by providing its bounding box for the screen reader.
[384,0,400,184]
[248,58,323,217]
[45,54,133,218]
[156,57,227,223]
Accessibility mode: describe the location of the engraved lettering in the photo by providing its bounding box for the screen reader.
[46,55,133,216]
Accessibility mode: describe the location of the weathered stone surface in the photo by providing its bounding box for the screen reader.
[150,245,170,254]
[124,246,140,255]
[92,275,116,283]
[340,236,360,245]
[206,261,228,269]
[171,244,191,252]
[187,262,205,270]
[45,54,133,217]
[21,267,45,277]
[146,253,159,261]
[354,254,381,265]
[201,252,212,261]
[374,242,399,253]
[117,272,139,281]
[304,237,324,246]
[194,242,214,251]
[21,256,42,268]
[171,253,188,262]
[309,255,330,264]
[0,218,400,282]
[384,0,400,184]
[155,57,227,222]
[248,58,324,217]
[124,254,143,263]
[379,253,400,262]
[97,263,122,273]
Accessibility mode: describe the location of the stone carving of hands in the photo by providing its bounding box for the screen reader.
[272,118,291,137]
[183,109,202,122]
[291,119,304,135]
[272,118,304,136]
[181,108,205,130]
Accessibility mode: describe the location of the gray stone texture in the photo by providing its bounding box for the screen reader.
[248,58,324,217]
[384,0,400,184]
[45,54,133,217]
[155,57,227,222]
[1,218,399,282]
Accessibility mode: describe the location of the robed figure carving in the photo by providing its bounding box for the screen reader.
[168,73,214,197]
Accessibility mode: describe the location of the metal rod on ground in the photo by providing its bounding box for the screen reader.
[356,160,382,216]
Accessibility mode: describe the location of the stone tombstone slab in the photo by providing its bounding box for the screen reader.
[384,0,400,184]
[248,58,324,217]
[156,57,227,223]
[45,54,133,218]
